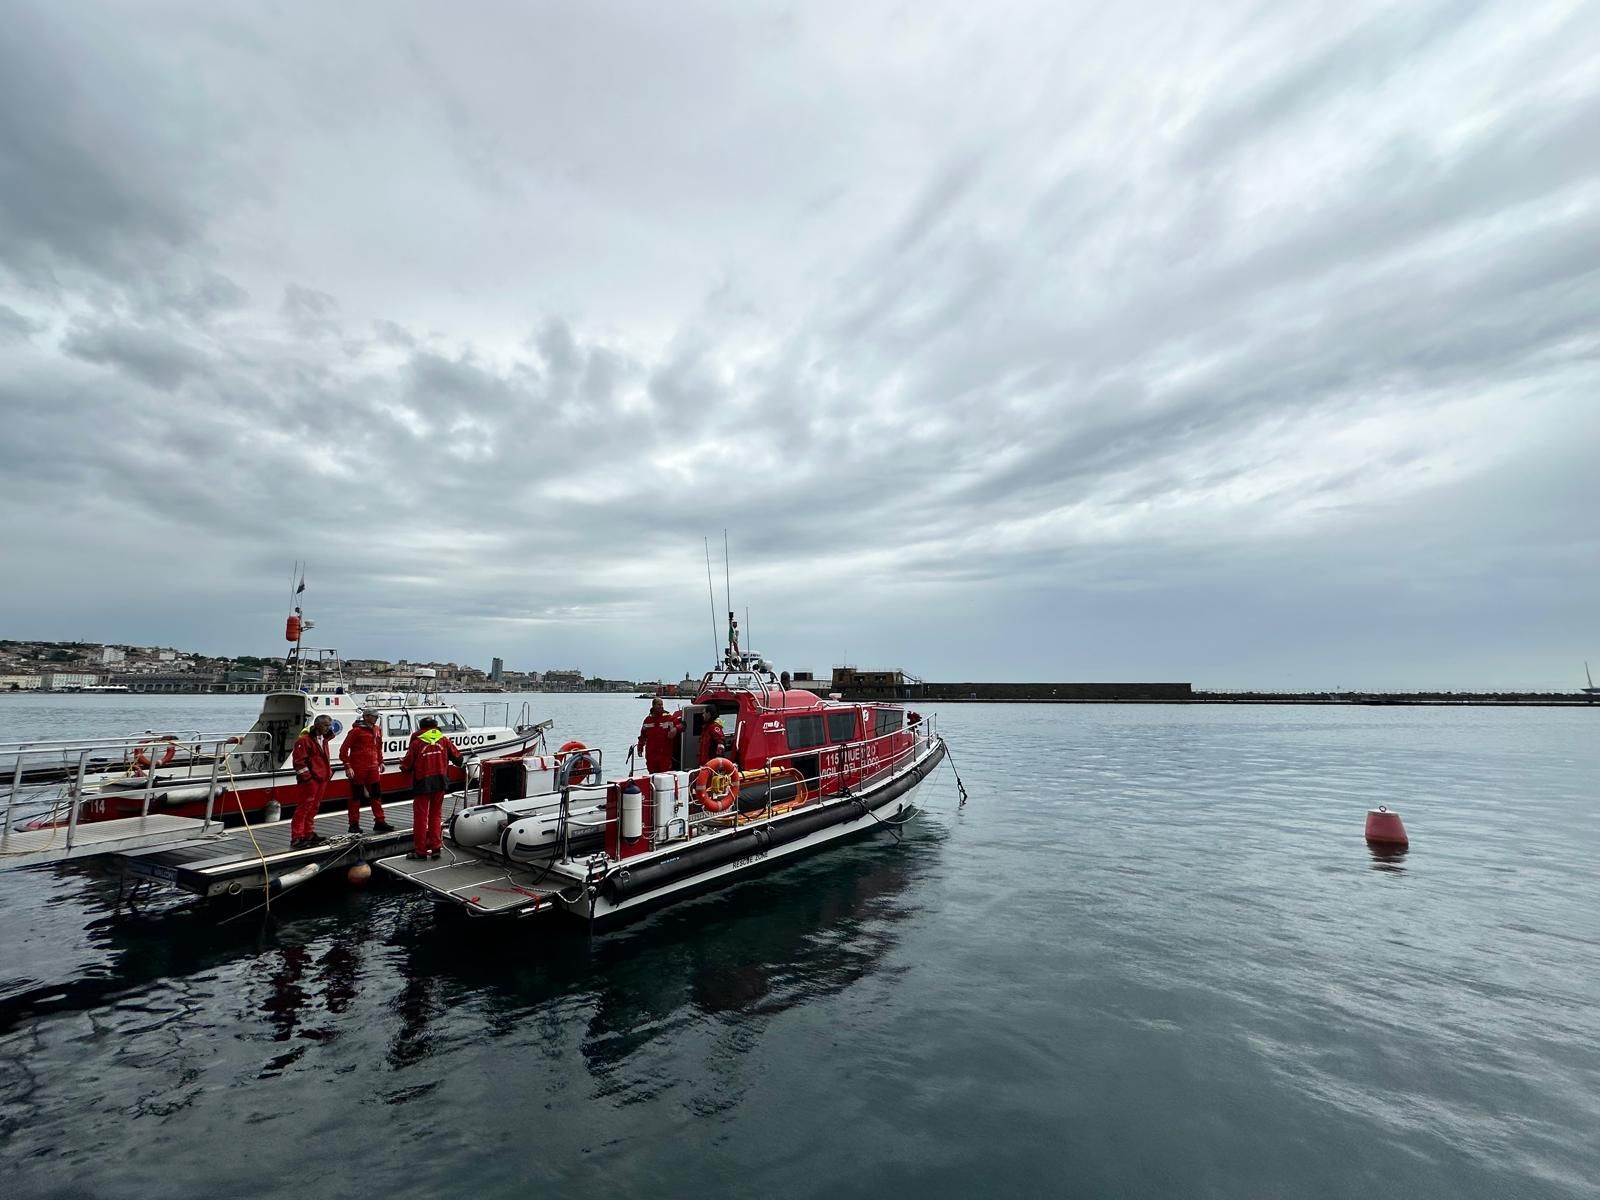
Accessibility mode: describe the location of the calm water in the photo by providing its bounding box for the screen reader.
[1,694,1597,1199]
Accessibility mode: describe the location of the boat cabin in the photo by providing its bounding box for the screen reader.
[677,662,914,794]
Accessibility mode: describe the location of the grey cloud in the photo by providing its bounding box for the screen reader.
[0,304,41,341]
[2,0,1598,689]
[282,284,341,338]
[0,5,206,283]
[61,321,209,391]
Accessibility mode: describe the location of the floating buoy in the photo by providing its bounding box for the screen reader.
[1364,806,1409,847]
[347,863,373,887]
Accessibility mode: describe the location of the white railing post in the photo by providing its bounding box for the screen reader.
[2,751,24,850]
[66,749,91,850]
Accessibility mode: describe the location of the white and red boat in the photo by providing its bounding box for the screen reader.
[67,605,552,825]
[381,618,950,925]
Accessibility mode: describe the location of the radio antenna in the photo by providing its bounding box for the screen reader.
[704,538,719,666]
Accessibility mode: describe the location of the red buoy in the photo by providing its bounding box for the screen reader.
[1364,806,1409,847]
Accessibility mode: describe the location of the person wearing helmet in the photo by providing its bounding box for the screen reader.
[339,707,394,835]
[401,715,463,860]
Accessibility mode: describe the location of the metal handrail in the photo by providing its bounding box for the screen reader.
[0,729,211,755]
[2,729,275,851]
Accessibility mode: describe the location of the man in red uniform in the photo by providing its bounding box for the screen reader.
[290,714,334,850]
[636,698,681,774]
[699,709,728,767]
[339,707,394,835]
[401,716,463,860]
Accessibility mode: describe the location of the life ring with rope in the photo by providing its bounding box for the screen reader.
[556,740,594,787]
[694,757,741,813]
[131,736,178,775]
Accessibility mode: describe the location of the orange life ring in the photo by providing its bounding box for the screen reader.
[694,757,741,813]
[131,737,178,775]
[557,740,593,787]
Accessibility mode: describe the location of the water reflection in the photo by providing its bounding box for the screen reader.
[2,827,941,1107]
[1367,843,1409,873]
[387,832,938,1079]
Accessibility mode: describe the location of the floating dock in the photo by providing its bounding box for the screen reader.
[116,800,424,897]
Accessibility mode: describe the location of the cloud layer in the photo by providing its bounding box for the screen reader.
[3,0,1598,689]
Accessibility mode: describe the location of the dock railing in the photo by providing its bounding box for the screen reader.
[1,729,274,854]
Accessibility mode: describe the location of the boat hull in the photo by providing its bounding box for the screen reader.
[571,735,947,927]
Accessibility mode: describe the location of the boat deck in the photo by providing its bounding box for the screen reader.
[116,800,425,896]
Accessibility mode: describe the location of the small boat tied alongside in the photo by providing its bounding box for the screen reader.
[10,596,550,835]
[378,623,951,927]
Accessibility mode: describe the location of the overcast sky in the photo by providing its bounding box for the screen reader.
[2,0,1597,690]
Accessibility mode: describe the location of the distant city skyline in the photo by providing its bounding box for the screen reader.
[2,2,1597,691]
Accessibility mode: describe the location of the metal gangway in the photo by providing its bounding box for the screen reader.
[0,730,269,870]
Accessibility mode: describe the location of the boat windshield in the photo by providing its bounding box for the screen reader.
[431,710,469,733]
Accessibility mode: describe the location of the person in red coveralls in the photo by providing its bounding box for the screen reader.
[636,698,681,773]
[290,714,335,850]
[699,709,728,767]
[339,707,394,836]
[401,716,463,860]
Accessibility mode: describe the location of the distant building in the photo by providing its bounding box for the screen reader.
[0,674,42,691]
[491,657,504,683]
[100,646,126,666]
[829,667,924,699]
[42,672,102,691]
[542,669,584,690]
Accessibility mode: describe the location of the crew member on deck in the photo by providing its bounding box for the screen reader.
[636,698,679,774]
[402,716,463,861]
[289,714,335,850]
[699,710,728,767]
[339,707,394,836]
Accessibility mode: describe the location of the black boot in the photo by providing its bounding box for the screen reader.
[372,820,394,834]
[349,822,363,835]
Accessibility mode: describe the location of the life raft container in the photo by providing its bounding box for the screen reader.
[694,757,741,813]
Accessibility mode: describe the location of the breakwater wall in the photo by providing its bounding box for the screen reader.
[827,681,1596,706]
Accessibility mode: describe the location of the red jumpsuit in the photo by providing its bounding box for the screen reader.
[700,717,727,767]
[290,730,332,842]
[338,719,388,825]
[637,709,680,774]
[401,730,462,855]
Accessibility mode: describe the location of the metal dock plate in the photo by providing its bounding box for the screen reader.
[0,815,218,868]
[376,851,558,917]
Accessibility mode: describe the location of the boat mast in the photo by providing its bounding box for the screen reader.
[703,538,719,668]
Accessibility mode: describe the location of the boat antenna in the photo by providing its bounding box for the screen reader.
[723,529,733,660]
[704,538,719,667]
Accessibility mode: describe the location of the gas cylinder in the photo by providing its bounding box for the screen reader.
[621,781,644,841]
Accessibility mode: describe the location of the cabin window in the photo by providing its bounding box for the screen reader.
[874,709,903,737]
[386,714,412,737]
[785,714,825,750]
[826,711,857,743]
[434,711,467,733]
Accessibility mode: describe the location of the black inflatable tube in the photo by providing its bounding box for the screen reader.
[603,739,946,903]
[735,777,801,813]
